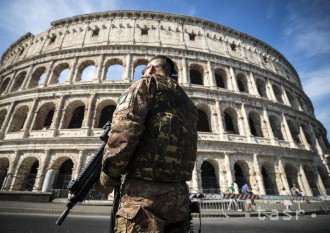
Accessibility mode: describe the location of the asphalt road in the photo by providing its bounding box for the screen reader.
[0,213,330,233]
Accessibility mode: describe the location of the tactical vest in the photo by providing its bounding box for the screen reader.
[127,76,198,182]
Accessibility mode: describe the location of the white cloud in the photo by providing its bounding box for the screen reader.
[301,66,330,100]
[0,0,120,36]
[284,0,330,57]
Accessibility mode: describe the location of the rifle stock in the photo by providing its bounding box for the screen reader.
[56,121,111,225]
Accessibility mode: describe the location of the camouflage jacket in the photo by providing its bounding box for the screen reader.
[100,75,198,187]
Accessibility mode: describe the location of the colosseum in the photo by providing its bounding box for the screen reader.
[0,10,329,199]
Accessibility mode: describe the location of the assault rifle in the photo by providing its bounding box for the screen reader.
[56,121,111,226]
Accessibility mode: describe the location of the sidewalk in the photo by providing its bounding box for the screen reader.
[0,200,112,216]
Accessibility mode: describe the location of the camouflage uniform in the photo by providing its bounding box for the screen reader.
[100,75,198,233]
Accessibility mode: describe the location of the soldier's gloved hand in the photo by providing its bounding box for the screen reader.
[95,179,113,195]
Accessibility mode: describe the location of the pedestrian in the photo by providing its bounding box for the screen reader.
[96,55,199,233]
[242,183,252,211]
[290,184,302,210]
[226,183,238,211]
[281,188,293,211]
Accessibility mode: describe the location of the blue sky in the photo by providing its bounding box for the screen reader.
[0,0,329,141]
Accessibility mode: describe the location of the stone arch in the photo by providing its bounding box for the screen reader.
[261,161,278,195]
[269,115,284,140]
[303,165,320,196]
[62,100,85,129]
[287,119,301,143]
[29,66,46,88]
[0,157,10,190]
[94,99,117,128]
[201,160,220,193]
[49,63,70,84]
[196,106,211,132]
[223,107,239,134]
[76,60,96,82]
[0,77,10,94]
[233,160,250,191]
[236,73,249,93]
[255,78,267,98]
[284,163,299,190]
[11,71,26,92]
[33,102,56,130]
[104,58,124,81]
[272,84,283,103]
[12,156,39,191]
[51,157,74,195]
[0,109,7,130]
[248,111,263,137]
[8,105,29,132]
[214,68,227,88]
[133,58,148,81]
[189,63,204,85]
[286,90,298,109]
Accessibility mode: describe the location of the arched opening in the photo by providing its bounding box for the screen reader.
[8,106,29,132]
[318,166,330,194]
[248,112,263,137]
[190,64,204,85]
[50,63,70,84]
[285,163,299,190]
[269,115,284,140]
[234,160,249,192]
[256,79,267,98]
[0,78,10,94]
[261,162,278,195]
[303,166,320,196]
[80,65,95,82]
[197,109,210,132]
[287,120,301,144]
[301,124,312,145]
[0,158,9,190]
[53,159,73,197]
[105,63,123,81]
[286,91,298,108]
[272,85,283,103]
[33,103,55,130]
[0,109,7,130]
[224,108,239,134]
[237,74,248,93]
[68,106,85,129]
[24,160,39,191]
[11,72,26,92]
[98,105,116,128]
[215,69,227,88]
[201,161,220,193]
[29,67,46,88]
[133,59,148,81]
[61,101,85,129]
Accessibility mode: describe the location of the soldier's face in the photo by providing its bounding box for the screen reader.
[143,59,170,77]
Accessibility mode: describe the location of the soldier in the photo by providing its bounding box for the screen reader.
[97,55,199,233]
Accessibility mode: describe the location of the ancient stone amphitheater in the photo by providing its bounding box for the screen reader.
[0,10,329,199]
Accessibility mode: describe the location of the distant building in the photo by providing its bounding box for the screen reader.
[0,11,329,198]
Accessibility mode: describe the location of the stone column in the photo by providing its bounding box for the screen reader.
[68,57,79,84]
[52,96,65,136]
[2,151,20,191]
[0,101,16,139]
[278,158,290,192]
[42,169,56,192]
[249,72,259,96]
[23,98,39,138]
[266,79,276,101]
[73,150,86,178]
[229,66,239,92]
[3,70,18,94]
[83,94,96,131]
[299,164,313,196]
[191,162,199,194]
[215,100,224,135]
[124,54,132,81]
[34,150,51,191]
[241,104,252,141]
[298,123,310,150]
[21,65,35,90]
[95,54,105,82]
[308,124,323,155]
[262,108,276,143]
[44,61,55,87]
[224,154,234,190]
[181,57,189,84]
[253,154,266,195]
[281,113,296,147]
[207,61,216,88]
[315,170,327,195]
[281,85,291,106]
